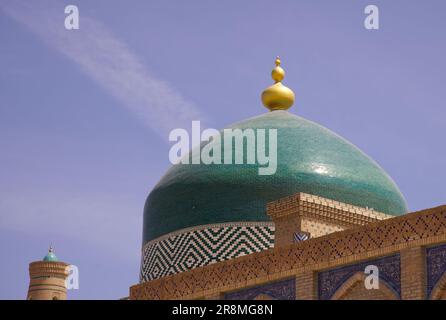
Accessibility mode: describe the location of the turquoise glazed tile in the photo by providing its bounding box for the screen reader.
[143,111,408,244]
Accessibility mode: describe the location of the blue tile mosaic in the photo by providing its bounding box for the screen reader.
[318,254,401,300]
[224,278,295,300]
[426,243,446,298]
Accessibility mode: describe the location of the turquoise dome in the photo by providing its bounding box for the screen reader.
[143,111,407,244]
[43,250,58,262]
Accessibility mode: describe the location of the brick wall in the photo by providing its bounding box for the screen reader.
[301,217,344,238]
[296,272,316,300]
[130,204,446,300]
[267,192,392,247]
[401,247,426,299]
[273,215,301,247]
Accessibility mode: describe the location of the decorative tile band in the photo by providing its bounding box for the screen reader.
[318,254,401,300]
[426,243,446,297]
[224,278,296,300]
[140,222,275,282]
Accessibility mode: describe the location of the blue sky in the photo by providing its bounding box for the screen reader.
[0,0,445,299]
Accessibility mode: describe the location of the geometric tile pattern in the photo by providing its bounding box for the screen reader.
[294,231,310,242]
[426,244,446,298]
[224,278,295,300]
[131,205,446,300]
[140,222,274,282]
[318,254,401,300]
[267,192,392,225]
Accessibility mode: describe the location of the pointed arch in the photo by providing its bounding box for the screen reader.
[330,272,398,300]
[430,271,446,300]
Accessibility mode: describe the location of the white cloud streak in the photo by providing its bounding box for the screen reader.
[0,0,211,259]
[1,0,209,140]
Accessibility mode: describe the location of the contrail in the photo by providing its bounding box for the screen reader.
[1,0,210,140]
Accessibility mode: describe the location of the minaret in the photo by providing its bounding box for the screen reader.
[27,247,70,300]
[261,56,295,111]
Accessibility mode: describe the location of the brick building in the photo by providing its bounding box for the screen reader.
[129,58,446,300]
[27,247,70,300]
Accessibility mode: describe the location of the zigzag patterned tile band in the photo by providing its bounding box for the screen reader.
[140,222,275,282]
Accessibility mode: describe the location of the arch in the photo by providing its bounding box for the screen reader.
[331,272,398,300]
[430,271,446,300]
[253,293,274,300]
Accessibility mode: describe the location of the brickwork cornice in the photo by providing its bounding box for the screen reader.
[267,192,392,227]
[29,261,69,278]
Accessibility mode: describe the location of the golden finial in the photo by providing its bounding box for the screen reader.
[261,56,295,111]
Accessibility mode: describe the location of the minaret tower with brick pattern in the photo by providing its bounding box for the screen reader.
[27,247,70,300]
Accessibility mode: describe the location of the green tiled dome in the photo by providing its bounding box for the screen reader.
[143,111,407,244]
[43,248,58,262]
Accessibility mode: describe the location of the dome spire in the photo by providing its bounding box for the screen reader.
[43,245,58,262]
[261,56,295,111]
